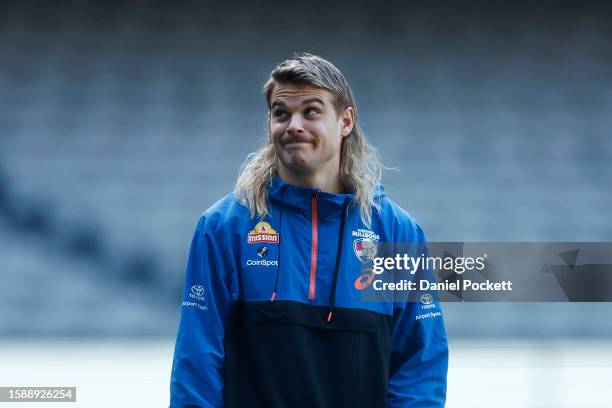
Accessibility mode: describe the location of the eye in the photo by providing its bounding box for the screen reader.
[305,107,320,116]
[272,109,287,119]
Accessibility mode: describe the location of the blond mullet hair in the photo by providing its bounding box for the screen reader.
[235,53,383,227]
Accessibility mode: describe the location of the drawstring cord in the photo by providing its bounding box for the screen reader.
[270,185,288,302]
[327,198,350,322]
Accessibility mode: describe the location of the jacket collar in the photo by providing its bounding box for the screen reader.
[267,175,385,220]
[268,175,354,216]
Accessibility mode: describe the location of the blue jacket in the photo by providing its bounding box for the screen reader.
[170,176,448,407]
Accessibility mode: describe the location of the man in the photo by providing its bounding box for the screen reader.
[170,53,448,407]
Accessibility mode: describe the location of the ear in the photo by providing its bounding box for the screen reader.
[340,107,355,137]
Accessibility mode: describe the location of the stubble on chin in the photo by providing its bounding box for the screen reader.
[278,147,314,176]
[284,150,308,170]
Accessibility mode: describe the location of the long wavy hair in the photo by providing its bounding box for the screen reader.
[234,53,383,227]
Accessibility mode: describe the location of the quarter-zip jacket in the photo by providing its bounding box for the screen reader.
[170,176,448,407]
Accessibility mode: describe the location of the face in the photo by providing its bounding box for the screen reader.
[269,83,354,177]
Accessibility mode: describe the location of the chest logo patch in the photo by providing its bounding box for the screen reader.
[248,221,279,244]
[352,229,380,263]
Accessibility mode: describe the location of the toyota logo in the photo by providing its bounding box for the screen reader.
[191,285,205,297]
[420,293,433,304]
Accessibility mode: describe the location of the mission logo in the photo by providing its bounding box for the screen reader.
[247,221,279,244]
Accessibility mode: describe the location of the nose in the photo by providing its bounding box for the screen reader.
[286,113,305,135]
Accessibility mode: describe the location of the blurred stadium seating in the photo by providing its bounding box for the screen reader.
[1,0,611,338]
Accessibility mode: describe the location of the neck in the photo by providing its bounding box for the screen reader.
[277,165,344,194]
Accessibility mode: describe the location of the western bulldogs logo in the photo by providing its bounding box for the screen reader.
[353,238,378,263]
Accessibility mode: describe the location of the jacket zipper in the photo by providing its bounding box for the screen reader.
[309,191,320,300]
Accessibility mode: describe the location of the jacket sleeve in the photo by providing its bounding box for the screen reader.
[387,226,448,408]
[170,214,237,408]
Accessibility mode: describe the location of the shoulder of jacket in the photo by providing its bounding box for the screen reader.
[377,195,426,242]
[197,192,251,233]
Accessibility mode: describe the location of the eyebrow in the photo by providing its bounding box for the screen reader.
[271,97,325,109]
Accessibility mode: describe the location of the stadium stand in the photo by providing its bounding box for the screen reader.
[1,0,611,337]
